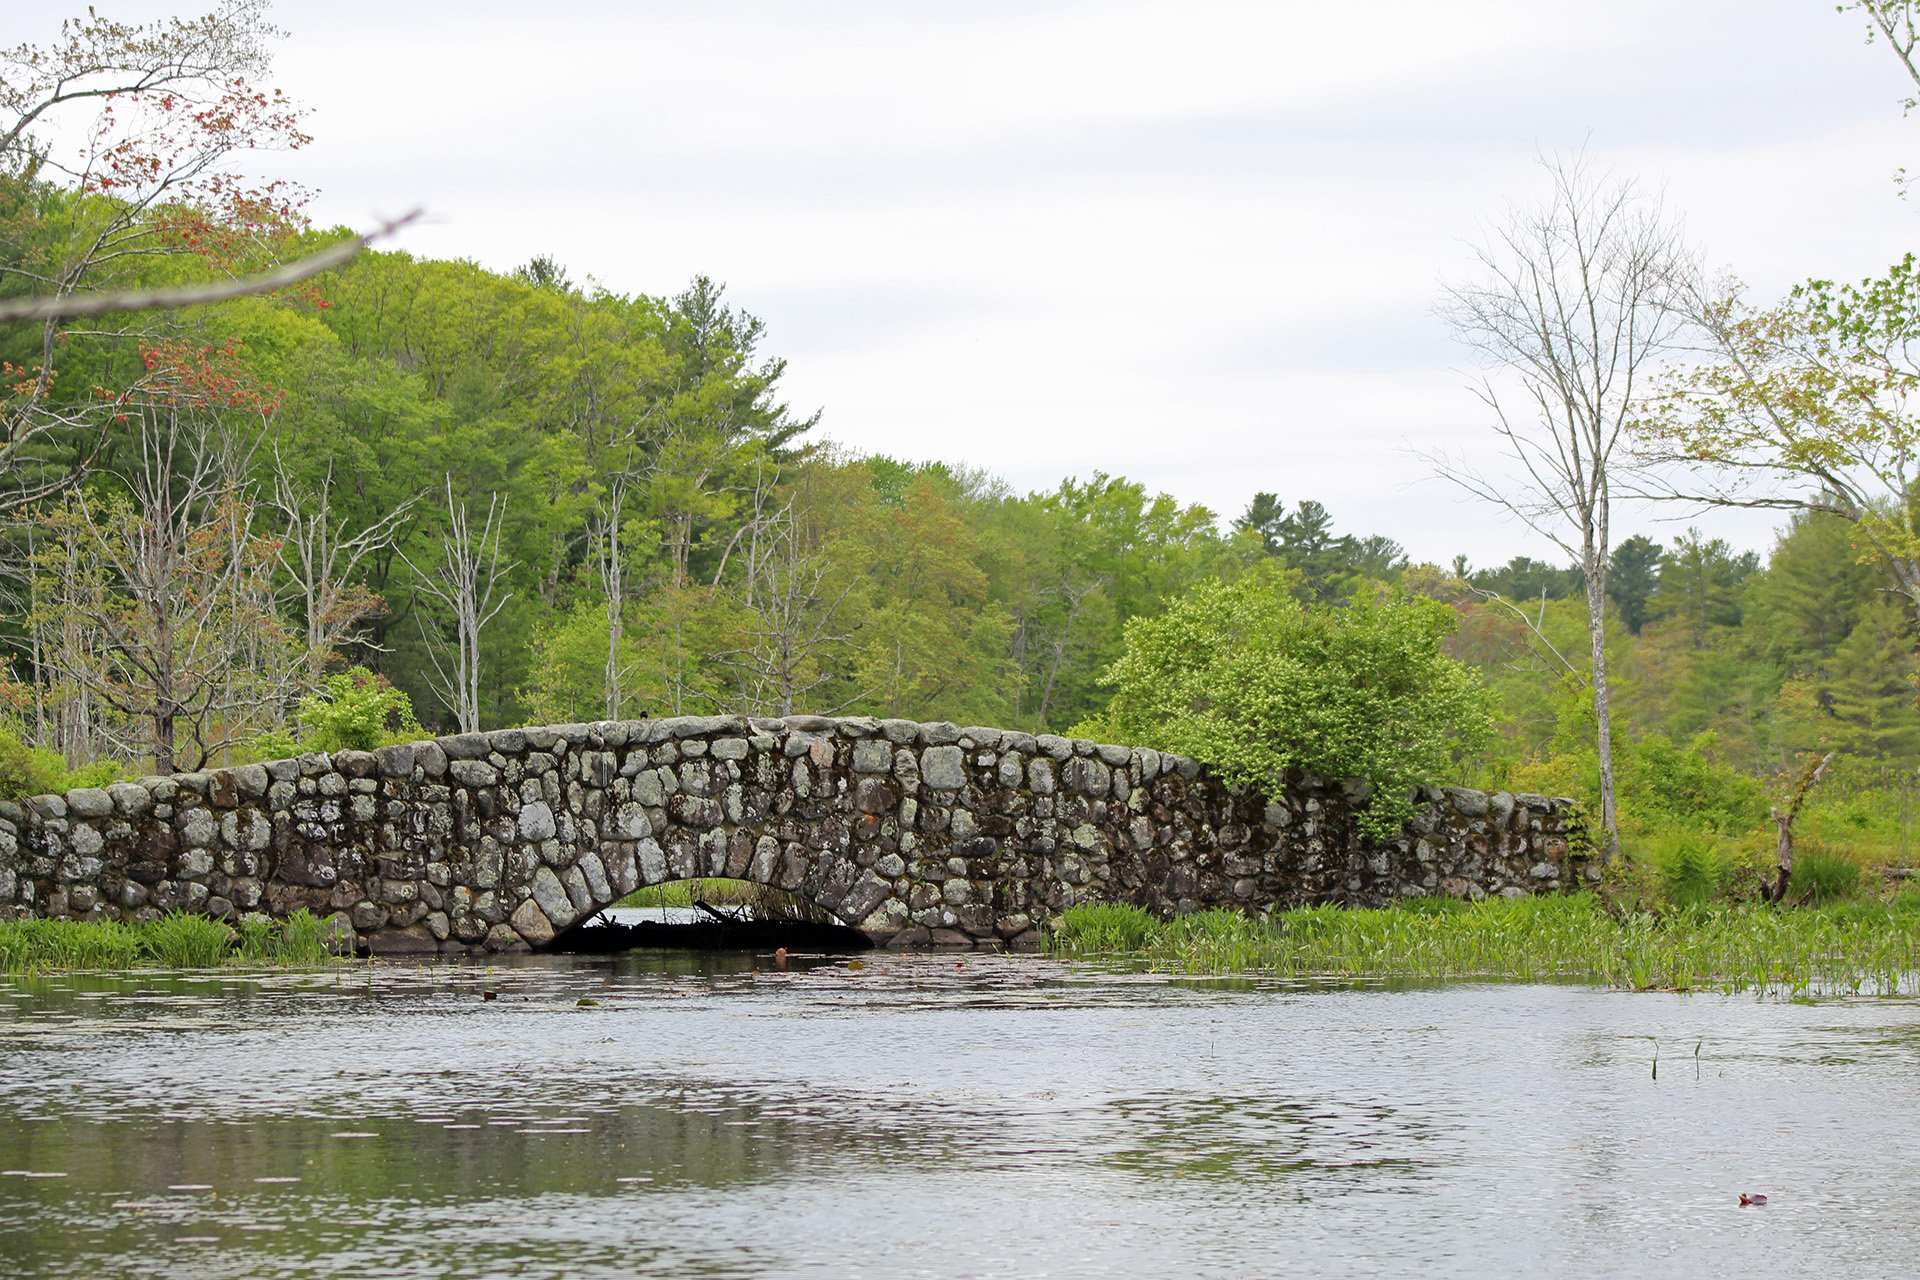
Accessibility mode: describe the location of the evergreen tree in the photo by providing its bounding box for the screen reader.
[1607,535,1661,634]
[1232,492,1286,555]
[1744,511,1881,668]
[1822,600,1920,760]
[1646,529,1754,648]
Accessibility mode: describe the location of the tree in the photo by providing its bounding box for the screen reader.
[1644,528,1755,647]
[1435,155,1696,859]
[0,0,308,510]
[1743,510,1880,667]
[1641,256,1920,619]
[1468,555,1583,602]
[27,342,299,772]
[1822,599,1920,759]
[268,448,416,683]
[1607,534,1661,634]
[1091,567,1492,838]
[1843,3,1920,112]
[402,477,511,734]
[1232,491,1286,554]
[1276,499,1356,603]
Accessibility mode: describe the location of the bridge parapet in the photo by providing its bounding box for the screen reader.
[0,715,1589,953]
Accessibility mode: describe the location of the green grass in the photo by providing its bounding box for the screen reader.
[0,910,346,973]
[1046,895,1920,998]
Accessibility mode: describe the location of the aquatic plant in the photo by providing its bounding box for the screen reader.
[1782,845,1862,904]
[0,910,345,973]
[1048,902,1157,952]
[1047,894,1920,998]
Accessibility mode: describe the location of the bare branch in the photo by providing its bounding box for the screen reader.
[0,210,421,321]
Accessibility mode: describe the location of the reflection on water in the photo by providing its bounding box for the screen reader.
[2,953,1919,1278]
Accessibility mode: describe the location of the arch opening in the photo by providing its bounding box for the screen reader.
[550,877,873,955]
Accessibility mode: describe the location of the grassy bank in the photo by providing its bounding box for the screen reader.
[0,909,342,973]
[1047,896,1920,997]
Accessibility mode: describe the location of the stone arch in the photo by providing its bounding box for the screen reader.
[0,715,1590,954]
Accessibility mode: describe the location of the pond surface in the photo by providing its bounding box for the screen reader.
[1,952,1917,1279]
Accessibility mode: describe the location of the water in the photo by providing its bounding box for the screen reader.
[1,952,1918,1278]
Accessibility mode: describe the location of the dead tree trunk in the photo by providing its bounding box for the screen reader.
[1766,751,1835,904]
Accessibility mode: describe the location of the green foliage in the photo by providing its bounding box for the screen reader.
[0,722,127,801]
[239,668,420,761]
[1468,555,1583,602]
[1645,529,1757,647]
[296,667,421,753]
[1233,493,1407,604]
[1048,895,1920,997]
[1626,732,1768,835]
[1095,567,1493,836]
[1643,830,1734,910]
[1608,535,1662,634]
[1049,902,1158,952]
[1744,511,1878,666]
[0,724,74,801]
[0,910,342,973]
[1787,844,1863,904]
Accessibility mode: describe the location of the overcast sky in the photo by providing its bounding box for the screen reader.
[24,1,1920,566]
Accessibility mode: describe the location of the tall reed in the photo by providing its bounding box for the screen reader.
[1047,895,1920,997]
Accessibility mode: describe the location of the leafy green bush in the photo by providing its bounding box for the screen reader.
[1508,731,1767,842]
[0,723,128,801]
[0,724,70,801]
[236,727,300,764]
[297,667,421,753]
[238,667,422,762]
[1626,732,1768,835]
[1091,566,1493,837]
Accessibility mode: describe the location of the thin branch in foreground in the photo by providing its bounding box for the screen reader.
[0,210,422,322]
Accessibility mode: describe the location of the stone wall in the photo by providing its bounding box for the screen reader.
[0,715,1590,953]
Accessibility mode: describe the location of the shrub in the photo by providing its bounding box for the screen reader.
[0,724,70,801]
[297,667,421,753]
[1092,566,1493,837]
[0,723,128,801]
[238,667,422,763]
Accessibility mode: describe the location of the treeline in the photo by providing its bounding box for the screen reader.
[6,214,1920,817]
[4,2,1919,866]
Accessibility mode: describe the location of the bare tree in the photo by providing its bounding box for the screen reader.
[268,448,418,684]
[402,476,511,733]
[588,470,636,720]
[29,398,300,773]
[712,495,858,716]
[1433,155,1697,860]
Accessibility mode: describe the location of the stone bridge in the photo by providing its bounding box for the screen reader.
[0,715,1587,953]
